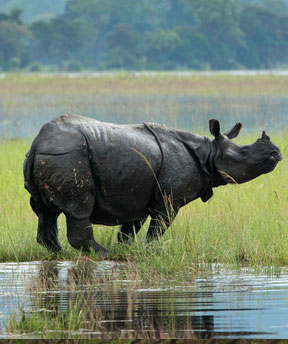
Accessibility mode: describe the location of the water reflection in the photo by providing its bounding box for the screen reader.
[1,261,288,338]
[25,260,215,338]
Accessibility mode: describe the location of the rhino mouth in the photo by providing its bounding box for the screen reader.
[270,151,282,162]
[262,153,281,174]
[268,151,282,169]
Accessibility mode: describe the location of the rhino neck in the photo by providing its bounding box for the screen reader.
[209,139,229,187]
[200,138,228,202]
[180,133,228,202]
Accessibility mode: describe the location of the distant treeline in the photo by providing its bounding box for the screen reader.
[1,0,288,71]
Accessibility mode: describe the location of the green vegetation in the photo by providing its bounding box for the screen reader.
[3,133,288,338]
[0,74,287,278]
[2,73,288,338]
[2,73,288,97]
[7,306,88,339]
[1,133,287,278]
[1,0,288,71]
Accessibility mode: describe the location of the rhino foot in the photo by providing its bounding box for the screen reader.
[91,241,109,259]
[66,216,108,259]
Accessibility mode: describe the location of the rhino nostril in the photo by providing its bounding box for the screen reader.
[271,151,282,161]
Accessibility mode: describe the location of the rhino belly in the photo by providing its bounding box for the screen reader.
[90,181,154,225]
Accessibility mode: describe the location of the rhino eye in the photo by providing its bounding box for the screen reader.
[241,148,248,156]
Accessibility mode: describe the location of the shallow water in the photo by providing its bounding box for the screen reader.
[1,261,288,339]
[1,71,288,139]
[0,94,288,139]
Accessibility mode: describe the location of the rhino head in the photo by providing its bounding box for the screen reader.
[209,119,282,184]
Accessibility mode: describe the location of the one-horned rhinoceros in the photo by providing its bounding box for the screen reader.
[24,114,282,258]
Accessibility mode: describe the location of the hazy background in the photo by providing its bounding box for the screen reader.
[1,0,288,72]
[1,0,288,138]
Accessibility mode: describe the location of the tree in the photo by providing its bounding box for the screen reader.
[30,16,84,66]
[1,0,288,70]
[0,7,22,24]
[0,20,30,69]
[105,24,139,69]
[175,26,211,69]
[64,0,112,66]
[9,8,22,24]
[194,0,245,69]
[165,0,197,29]
[30,21,55,64]
[239,6,288,68]
[144,29,182,69]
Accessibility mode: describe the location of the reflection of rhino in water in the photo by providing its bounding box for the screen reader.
[24,115,282,257]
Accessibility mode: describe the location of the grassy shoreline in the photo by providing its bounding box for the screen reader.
[1,73,288,97]
[2,74,288,338]
[1,73,288,277]
[1,135,287,278]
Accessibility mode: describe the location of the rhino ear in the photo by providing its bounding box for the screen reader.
[262,130,270,141]
[209,119,221,138]
[223,122,242,139]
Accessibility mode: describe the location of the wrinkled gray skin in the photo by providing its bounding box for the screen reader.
[23,114,282,258]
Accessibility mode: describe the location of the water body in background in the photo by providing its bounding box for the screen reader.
[1,261,288,339]
[0,94,287,139]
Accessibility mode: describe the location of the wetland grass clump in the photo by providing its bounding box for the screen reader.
[7,304,89,339]
[1,133,288,277]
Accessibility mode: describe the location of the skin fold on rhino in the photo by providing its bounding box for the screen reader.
[23,114,282,258]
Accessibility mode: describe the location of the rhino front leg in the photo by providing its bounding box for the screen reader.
[117,215,148,243]
[66,216,108,258]
[146,218,167,241]
[146,204,179,241]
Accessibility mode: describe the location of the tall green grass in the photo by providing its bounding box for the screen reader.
[1,134,287,277]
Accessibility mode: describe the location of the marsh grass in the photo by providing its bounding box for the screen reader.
[1,74,288,140]
[7,305,89,339]
[1,133,287,278]
[2,73,288,96]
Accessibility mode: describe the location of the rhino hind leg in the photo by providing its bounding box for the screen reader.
[66,216,108,258]
[117,216,148,243]
[37,211,61,252]
[30,196,61,252]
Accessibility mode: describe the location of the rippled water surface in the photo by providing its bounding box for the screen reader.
[1,261,288,339]
[1,94,288,138]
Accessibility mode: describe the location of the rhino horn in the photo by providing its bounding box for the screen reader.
[259,130,271,142]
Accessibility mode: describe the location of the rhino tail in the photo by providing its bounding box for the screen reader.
[23,139,38,196]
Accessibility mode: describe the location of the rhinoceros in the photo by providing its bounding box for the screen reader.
[24,114,282,257]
